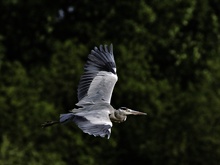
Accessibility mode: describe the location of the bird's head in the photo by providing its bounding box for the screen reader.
[118,107,147,116]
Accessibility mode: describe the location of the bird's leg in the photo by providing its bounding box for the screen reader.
[41,121,60,128]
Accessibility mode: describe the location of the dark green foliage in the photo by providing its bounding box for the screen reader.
[0,0,220,164]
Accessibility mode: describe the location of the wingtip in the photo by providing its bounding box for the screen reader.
[104,44,113,53]
[110,43,113,54]
[95,43,113,54]
[99,44,104,51]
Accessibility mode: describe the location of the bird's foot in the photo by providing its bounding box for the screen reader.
[41,121,59,128]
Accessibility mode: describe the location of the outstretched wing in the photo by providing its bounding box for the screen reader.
[77,44,118,106]
[72,108,113,139]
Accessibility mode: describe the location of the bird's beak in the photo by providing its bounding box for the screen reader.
[128,109,147,115]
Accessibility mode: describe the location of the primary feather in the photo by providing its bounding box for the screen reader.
[76,44,118,106]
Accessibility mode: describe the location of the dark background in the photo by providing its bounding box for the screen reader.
[1,0,220,164]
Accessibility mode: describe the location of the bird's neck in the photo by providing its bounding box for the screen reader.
[110,110,127,123]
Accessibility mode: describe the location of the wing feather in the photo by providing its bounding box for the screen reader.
[73,109,112,139]
[77,44,117,106]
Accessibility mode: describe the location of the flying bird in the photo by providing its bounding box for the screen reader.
[42,44,147,139]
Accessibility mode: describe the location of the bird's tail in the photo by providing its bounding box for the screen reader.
[60,113,74,124]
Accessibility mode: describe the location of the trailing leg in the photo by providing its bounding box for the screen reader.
[41,121,60,128]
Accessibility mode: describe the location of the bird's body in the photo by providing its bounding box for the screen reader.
[42,44,146,139]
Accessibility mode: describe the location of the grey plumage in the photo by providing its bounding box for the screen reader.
[77,44,116,102]
[42,44,146,139]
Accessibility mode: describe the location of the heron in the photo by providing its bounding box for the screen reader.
[42,44,147,139]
